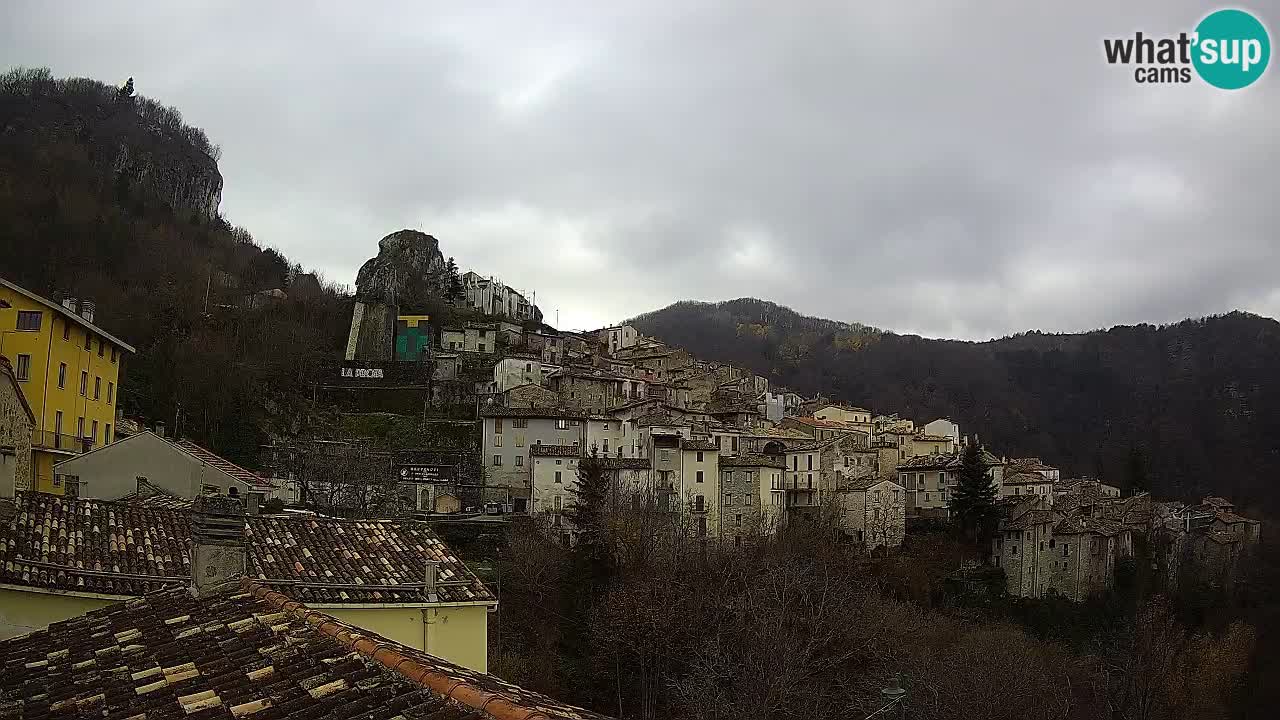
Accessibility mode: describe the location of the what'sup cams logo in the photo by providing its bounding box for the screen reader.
[1104,8,1270,88]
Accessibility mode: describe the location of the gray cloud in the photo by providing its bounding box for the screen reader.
[2,0,1276,339]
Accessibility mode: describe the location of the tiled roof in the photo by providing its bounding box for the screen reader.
[720,453,786,469]
[116,479,195,511]
[914,433,951,442]
[786,416,862,430]
[1002,471,1050,486]
[479,406,586,419]
[1202,496,1234,509]
[897,454,958,470]
[530,445,581,458]
[0,579,611,720]
[782,438,838,453]
[1007,457,1056,473]
[1215,510,1260,525]
[597,458,651,470]
[174,440,274,489]
[841,476,893,491]
[681,439,719,452]
[1005,509,1058,531]
[0,493,493,604]
[634,413,689,427]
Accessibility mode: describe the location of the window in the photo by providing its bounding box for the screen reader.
[57,362,66,388]
[494,435,502,447]
[80,371,87,395]
[556,419,568,430]
[85,334,91,350]
[696,451,704,462]
[494,418,503,433]
[554,496,562,511]
[515,434,525,447]
[731,436,738,452]
[1062,544,1070,558]
[110,347,117,363]
[555,471,562,483]
[98,341,104,358]
[925,493,931,502]
[77,416,85,439]
[725,494,733,506]
[660,450,671,461]
[53,475,62,487]
[16,311,41,331]
[54,411,63,436]
[478,344,486,352]
[515,456,523,467]
[94,376,101,400]
[105,424,111,444]
[734,536,741,548]
[807,455,813,470]
[63,321,70,341]
[91,420,98,441]
[15,354,31,381]
[1011,545,1018,556]
[807,473,813,489]
[1049,538,1056,549]
[554,458,562,465]
[1040,541,1045,551]
[493,455,503,466]
[938,472,945,485]
[512,418,528,428]
[694,495,705,511]
[525,363,532,372]
[696,470,704,483]
[792,456,797,471]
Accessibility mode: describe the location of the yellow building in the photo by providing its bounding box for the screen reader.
[0,278,135,494]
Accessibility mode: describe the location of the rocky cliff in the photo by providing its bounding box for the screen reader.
[0,68,222,220]
[354,229,448,307]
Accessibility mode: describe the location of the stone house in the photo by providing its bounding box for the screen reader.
[492,355,543,392]
[1,356,35,495]
[836,477,907,549]
[896,448,1006,519]
[719,453,786,543]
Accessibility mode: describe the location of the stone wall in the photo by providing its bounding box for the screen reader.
[0,365,34,493]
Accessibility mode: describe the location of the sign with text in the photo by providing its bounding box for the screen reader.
[397,464,455,483]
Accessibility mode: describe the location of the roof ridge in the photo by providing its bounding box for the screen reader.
[241,579,551,720]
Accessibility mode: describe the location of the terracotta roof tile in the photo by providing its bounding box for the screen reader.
[0,580,610,720]
[529,445,581,458]
[174,440,274,489]
[0,493,493,604]
[720,454,786,469]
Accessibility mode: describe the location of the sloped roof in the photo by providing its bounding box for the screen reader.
[597,458,651,470]
[720,453,786,469]
[1007,457,1056,473]
[0,493,493,604]
[1003,471,1051,486]
[1215,510,1260,525]
[480,406,587,419]
[173,439,274,489]
[530,445,581,458]
[681,439,719,452]
[0,277,137,353]
[116,478,195,511]
[1005,509,1058,531]
[0,579,610,720]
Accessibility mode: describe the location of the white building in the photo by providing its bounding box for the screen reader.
[922,418,961,444]
[461,272,538,321]
[601,324,640,354]
[481,408,588,510]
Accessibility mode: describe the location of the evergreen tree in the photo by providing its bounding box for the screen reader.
[559,448,614,704]
[446,257,463,302]
[950,436,998,541]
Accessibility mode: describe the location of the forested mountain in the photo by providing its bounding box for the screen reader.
[0,67,352,464]
[631,299,1280,515]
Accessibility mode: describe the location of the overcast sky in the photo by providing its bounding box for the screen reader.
[3,1,1276,339]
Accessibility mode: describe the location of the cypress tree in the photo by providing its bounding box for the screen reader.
[950,436,998,540]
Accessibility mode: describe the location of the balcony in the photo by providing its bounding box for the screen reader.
[32,430,94,454]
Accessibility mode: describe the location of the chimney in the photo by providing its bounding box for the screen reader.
[61,297,78,313]
[425,560,439,603]
[190,495,247,598]
[155,421,165,438]
[79,300,96,324]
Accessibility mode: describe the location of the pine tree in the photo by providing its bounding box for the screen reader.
[446,257,463,302]
[950,436,998,541]
[558,449,613,703]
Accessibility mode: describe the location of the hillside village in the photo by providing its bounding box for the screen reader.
[1,266,1264,621]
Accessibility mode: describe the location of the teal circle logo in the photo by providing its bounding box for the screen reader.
[1192,9,1270,89]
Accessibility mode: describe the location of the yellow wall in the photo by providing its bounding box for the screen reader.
[0,284,128,492]
[0,586,114,639]
[0,584,491,673]
[317,604,491,672]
